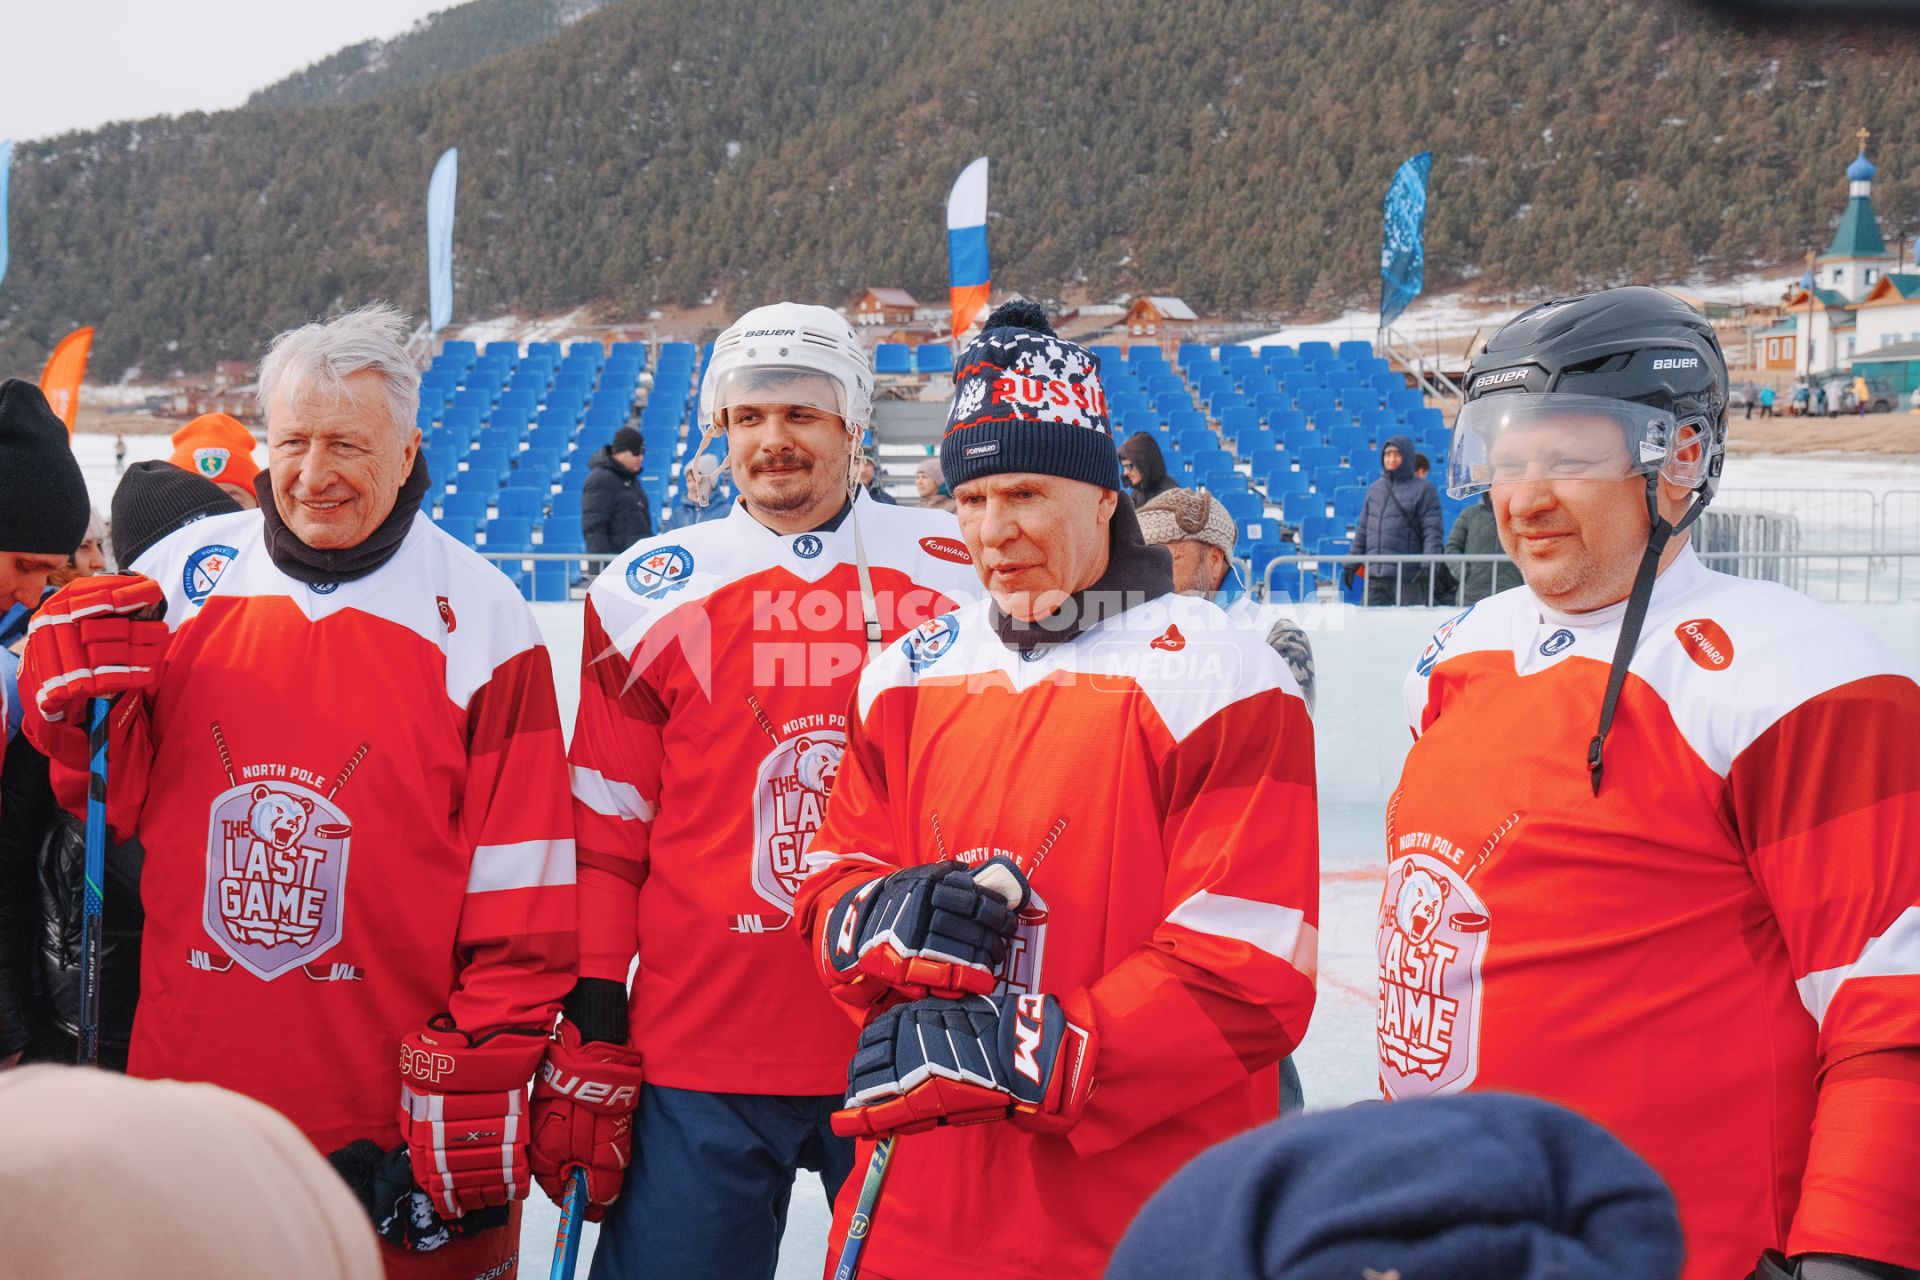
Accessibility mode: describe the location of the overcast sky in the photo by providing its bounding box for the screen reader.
[6,1,456,143]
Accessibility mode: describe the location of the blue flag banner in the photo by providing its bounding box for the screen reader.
[1379,151,1433,332]
[427,147,458,335]
[0,139,12,292]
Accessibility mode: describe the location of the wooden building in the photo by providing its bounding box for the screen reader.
[853,288,920,328]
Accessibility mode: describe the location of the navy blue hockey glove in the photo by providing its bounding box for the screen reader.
[820,857,1029,1009]
[831,992,1096,1138]
[327,1140,510,1253]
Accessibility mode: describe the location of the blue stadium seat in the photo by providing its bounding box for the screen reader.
[1217,491,1263,526]
[1358,410,1398,441]
[874,344,914,375]
[1303,516,1342,548]
[496,489,545,521]
[440,340,479,364]
[548,490,584,523]
[914,345,954,374]
[1388,388,1426,416]
[1190,448,1236,476]
[504,470,551,492]
[1230,427,1275,459]
[484,517,533,552]
[1176,343,1212,369]
[1299,445,1341,474]
[527,560,573,603]
[1332,485,1368,524]
[1248,447,1285,478]
[434,516,478,547]
[1338,340,1375,362]
[438,492,489,523]
[456,468,500,495]
[485,342,521,364]
[1314,466,1356,495]
[519,448,562,476]
[1330,426,1370,462]
[1298,341,1334,363]
[1282,491,1323,524]
[1264,467,1312,497]
[1176,428,1215,455]
[469,448,511,477]
[1407,407,1446,437]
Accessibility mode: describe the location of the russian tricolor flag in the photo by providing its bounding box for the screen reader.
[946,157,990,342]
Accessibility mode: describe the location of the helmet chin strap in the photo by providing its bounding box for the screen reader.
[846,427,883,659]
[1586,478,1709,796]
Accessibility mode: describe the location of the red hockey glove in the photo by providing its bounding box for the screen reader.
[397,1016,548,1218]
[18,575,168,724]
[819,857,1029,1009]
[831,993,1096,1139]
[529,1020,645,1221]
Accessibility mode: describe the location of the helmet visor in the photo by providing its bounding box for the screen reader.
[1446,393,1712,498]
[709,366,847,429]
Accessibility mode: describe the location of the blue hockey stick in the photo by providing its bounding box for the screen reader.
[549,1166,588,1280]
[77,698,109,1066]
[832,1134,897,1280]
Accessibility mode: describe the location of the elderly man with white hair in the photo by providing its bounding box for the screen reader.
[20,304,576,1280]
[794,302,1320,1279]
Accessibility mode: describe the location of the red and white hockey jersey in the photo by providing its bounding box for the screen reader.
[28,510,577,1163]
[568,493,979,1094]
[1386,544,1920,1277]
[794,592,1319,1279]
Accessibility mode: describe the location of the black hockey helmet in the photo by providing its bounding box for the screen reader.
[1451,287,1732,797]
[1450,287,1729,505]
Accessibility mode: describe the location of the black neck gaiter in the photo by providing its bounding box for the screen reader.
[989,495,1176,651]
[255,454,431,585]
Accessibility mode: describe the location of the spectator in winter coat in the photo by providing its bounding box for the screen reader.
[1119,431,1179,506]
[1758,385,1777,418]
[674,452,735,526]
[1345,433,1444,605]
[916,455,957,512]
[1444,493,1522,605]
[581,426,653,556]
[859,449,897,504]
[0,464,243,1072]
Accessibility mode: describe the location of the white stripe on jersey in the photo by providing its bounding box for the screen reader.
[1166,890,1319,979]
[570,764,656,822]
[1795,905,1920,1026]
[466,838,578,894]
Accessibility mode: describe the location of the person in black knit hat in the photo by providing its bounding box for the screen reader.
[110,461,245,572]
[0,380,90,612]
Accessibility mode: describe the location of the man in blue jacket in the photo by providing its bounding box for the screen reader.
[1344,433,1443,606]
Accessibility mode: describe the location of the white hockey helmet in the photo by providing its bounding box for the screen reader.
[697,303,873,436]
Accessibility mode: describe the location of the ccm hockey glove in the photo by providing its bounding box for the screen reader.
[19,575,168,723]
[820,857,1029,1009]
[832,992,1096,1139]
[529,1019,645,1221]
[397,1016,548,1218]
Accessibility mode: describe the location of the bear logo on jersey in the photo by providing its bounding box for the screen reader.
[183,544,238,606]
[750,727,846,915]
[1377,848,1490,1098]
[203,780,353,981]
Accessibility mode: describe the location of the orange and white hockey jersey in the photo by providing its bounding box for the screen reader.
[26,509,577,1280]
[568,493,979,1095]
[1386,543,1920,1277]
[795,592,1318,1279]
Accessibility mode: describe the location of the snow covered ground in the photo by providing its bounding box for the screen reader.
[57,432,1920,1275]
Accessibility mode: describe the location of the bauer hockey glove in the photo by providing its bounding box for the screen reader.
[18,574,168,724]
[529,1019,645,1221]
[832,992,1096,1139]
[819,857,1029,1009]
[397,1015,549,1218]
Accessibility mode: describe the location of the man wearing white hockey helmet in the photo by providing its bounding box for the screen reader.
[795,302,1319,1278]
[534,303,979,1278]
[1381,286,1920,1280]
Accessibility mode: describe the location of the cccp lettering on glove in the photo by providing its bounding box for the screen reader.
[19,574,169,723]
[819,856,1029,1009]
[831,992,1096,1139]
[397,1015,548,1218]
[529,1019,645,1221]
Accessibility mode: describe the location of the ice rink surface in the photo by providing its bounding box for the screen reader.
[65,434,1920,1276]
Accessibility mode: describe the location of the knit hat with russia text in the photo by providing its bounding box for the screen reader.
[939,301,1118,494]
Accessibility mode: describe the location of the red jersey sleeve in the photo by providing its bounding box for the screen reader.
[447,642,577,1036]
[1065,686,1319,1158]
[1729,673,1920,1267]
[567,598,668,985]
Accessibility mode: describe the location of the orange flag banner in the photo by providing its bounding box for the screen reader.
[40,326,94,432]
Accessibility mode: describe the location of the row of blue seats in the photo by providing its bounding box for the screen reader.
[873,344,956,375]
[438,339,654,367]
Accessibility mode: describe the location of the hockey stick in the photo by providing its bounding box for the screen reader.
[77,698,110,1066]
[548,1166,588,1280]
[832,1133,896,1280]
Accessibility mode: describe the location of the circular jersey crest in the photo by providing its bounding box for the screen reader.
[792,534,823,560]
[182,544,239,606]
[626,544,695,599]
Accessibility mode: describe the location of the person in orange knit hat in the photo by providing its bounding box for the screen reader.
[167,412,261,509]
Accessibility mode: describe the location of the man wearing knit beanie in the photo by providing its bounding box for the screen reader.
[795,302,1320,1278]
[0,380,90,612]
[166,412,261,509]
[110,461,244,572]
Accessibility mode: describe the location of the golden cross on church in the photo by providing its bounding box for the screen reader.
[1857,126,1871,151]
